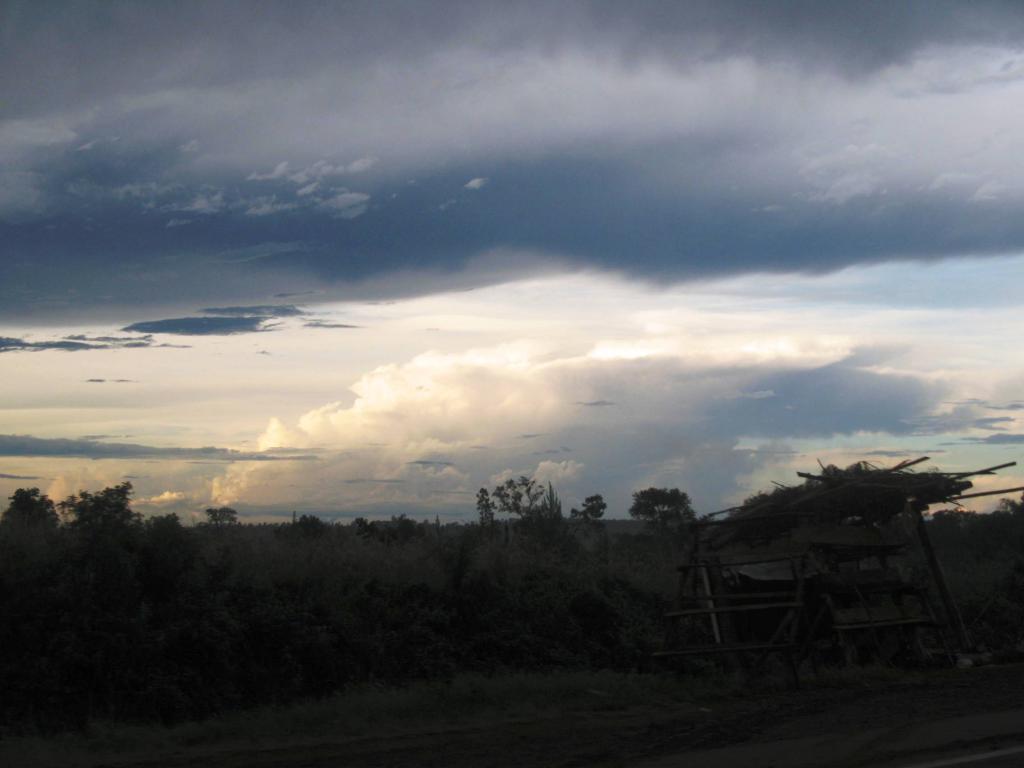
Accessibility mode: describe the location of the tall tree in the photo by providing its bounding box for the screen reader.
[476,488,495,527]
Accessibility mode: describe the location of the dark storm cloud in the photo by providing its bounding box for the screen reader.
[10,147,1024,323]
[706,356,939,439]
[577,400,615,407]
[6,2,1024,320]
[0,472,42,480]
[5,0,1023,119]
[0,434,317,462]
[122,316,276,335]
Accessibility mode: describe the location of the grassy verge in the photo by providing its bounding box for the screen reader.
[1,669,740,766]
[0,664,947,767]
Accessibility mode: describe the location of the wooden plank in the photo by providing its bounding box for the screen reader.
[834,617,934,631]
[914,505,972,650]
[891,456,932,471]
[665,601,802,618]
[679,591,795,601]
[951,461,1016,478]
[677,554,802,569]
[949,485,1024,501]
[653,643,796,657]
[699,564,722,645]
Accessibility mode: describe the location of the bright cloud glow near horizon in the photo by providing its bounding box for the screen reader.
[2,1,1024,521]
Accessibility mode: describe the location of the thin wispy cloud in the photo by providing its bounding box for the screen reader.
[0,334,165,353]
[123,316,277,336]
[304,320,360,329]
[0,434,317,462]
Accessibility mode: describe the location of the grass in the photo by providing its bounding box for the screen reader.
[0,669,743,767]
[0,664,960,767]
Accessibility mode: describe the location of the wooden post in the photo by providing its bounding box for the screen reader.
[699,565,722,644]
[912,503,972,651]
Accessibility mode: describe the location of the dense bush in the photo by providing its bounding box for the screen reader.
[926,500,1024,653]
[0,485,673,732]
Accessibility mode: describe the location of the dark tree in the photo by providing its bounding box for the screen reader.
[353,516,373,539]
[204,506,239,526]
[996,493,1024,515]
[61,482,139,530]
[570,494,606,527]
[476,488,495,527]
[628,487,694,533]
[293,513,329,537]
[1,487,58,529]
[491,476,543,520]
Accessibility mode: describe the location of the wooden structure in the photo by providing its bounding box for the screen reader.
[656,458,1023,674]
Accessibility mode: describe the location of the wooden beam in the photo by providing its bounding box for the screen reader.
[653,643,796,657]
[665,601,802,618]
[948,485,1024,501]
[913,504,972,651]
[679,591,795,601]
[833,617,934,631]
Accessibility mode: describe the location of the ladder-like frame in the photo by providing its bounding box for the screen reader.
[654,554,806,676]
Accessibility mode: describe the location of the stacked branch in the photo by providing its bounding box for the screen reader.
[699,457,1021,549]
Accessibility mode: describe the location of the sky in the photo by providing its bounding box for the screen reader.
[2,1,1023,521]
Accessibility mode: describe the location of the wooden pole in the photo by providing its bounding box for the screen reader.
[912,503,972,651]
[699,565,722,644]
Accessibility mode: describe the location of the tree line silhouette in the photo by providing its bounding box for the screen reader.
[0,481,692,731]
[2,481,1023,733]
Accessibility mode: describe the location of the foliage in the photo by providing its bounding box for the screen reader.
[60,482,139,530]
[540,482,562,519]
[628,487,694,533]
[475,488,495,527]
[204,506,239,526]
[491,476,544,521]
[1,488,58,530]
[571,494,607,527]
